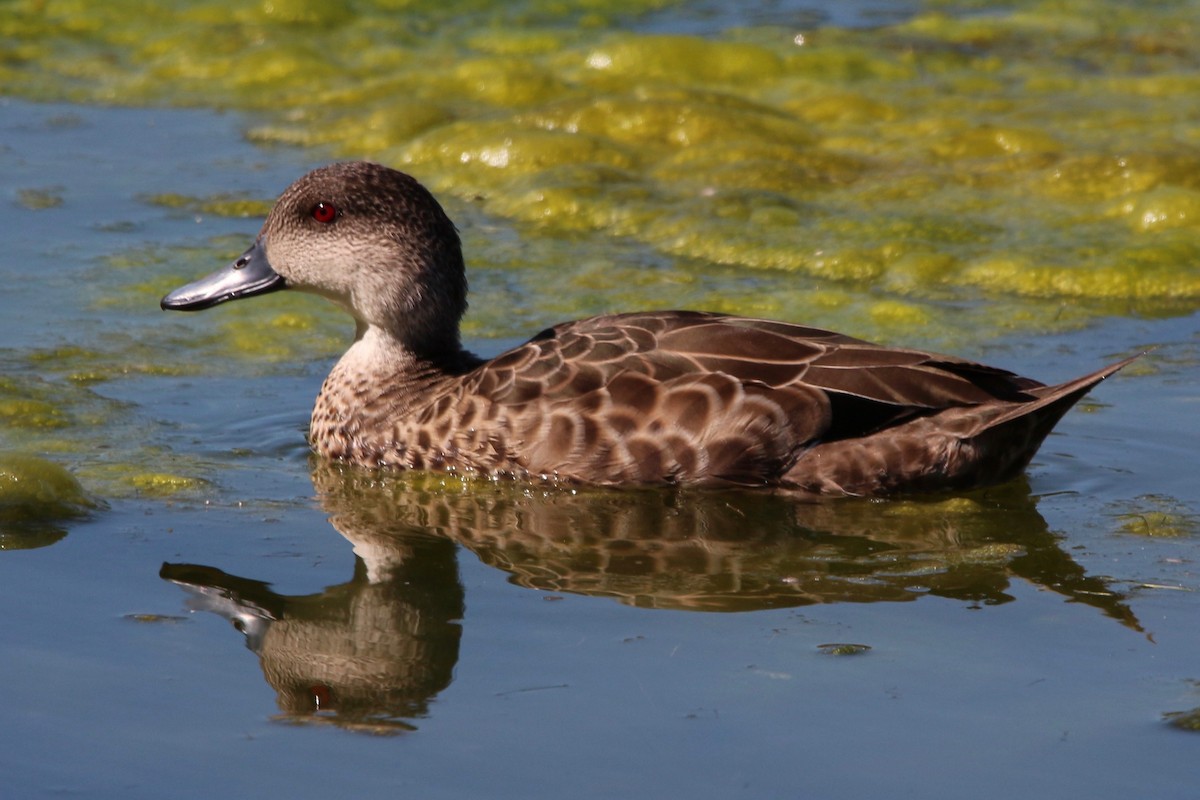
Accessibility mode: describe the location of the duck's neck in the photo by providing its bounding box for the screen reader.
[309,325,482,462]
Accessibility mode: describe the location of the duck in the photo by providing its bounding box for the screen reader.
[161,161,1135,496]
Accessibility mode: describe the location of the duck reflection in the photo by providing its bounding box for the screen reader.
[161,526,462,735]
[163,461,1138,732]
[307,462,1137,622]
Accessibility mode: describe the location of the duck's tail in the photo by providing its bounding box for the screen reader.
[788,353,1142,496]
[952,352,1142,487]
[984,353,1141,436]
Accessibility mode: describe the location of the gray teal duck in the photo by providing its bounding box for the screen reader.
[162,161,1136,496]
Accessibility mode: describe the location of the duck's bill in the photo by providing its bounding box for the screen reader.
[160,239,286,311]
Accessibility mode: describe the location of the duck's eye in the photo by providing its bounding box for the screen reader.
[310,202,339,224]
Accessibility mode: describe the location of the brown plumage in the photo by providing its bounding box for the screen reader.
[162,161,1136,496]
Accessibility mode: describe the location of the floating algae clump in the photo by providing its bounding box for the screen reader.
[1113,495,1199,539]
[0,454,97,549]
[144,192,275,218]
[1164,707,1200,732]
[0,455,93,517]
[581,35,784,84]
[128,472,206,496]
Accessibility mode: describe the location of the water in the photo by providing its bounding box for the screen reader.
[2,2,1200,797]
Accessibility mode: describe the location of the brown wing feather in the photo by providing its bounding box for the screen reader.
[454,311,1050,485]
[563,312,1042,406]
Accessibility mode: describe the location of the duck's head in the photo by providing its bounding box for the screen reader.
[161,162,468,353]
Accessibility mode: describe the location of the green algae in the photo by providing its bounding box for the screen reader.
[817,643,872,656]
[145,193,274,218]
[0,365,222,507]
[1165,707,1200,732]
[0,454,97,548]
[16,187,65,210]
[0,376,81,435]
[581,35,785,84]
[0,454,94,516]
[0,398,70,430]
[1106,187,1200,233]
[1113,495,1199,539]
[4,0,1200,347]
[128,471,207,496]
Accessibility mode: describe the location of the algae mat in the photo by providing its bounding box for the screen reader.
[3,0,1200,342]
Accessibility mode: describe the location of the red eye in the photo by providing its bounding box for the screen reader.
[311,202,338,223]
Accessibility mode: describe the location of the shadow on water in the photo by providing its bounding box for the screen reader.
[162,461,1140,733]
